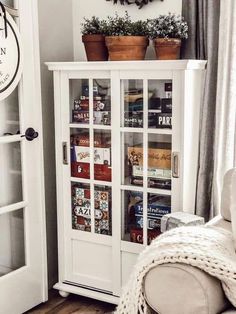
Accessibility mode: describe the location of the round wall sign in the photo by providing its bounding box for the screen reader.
[0,11,23,101]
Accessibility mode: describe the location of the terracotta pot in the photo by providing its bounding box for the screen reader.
[82,34,108,61]
[154,38,181,60]
[105,36,149,61]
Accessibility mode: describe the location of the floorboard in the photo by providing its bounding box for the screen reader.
[26,290,116,314]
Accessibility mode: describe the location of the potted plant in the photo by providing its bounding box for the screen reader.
[148,13,188,60]
[104,12,149,61]
[81,16,108,61]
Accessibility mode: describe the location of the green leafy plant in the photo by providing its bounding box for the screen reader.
[81,16,107,35]
[148,13,188,39]
[106,0,163,9]
[103,12,149,36]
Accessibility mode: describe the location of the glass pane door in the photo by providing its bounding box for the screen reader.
[70,78,112,236]
[0,89,26,277]
[0,208,25,276]
[121,78,172,246]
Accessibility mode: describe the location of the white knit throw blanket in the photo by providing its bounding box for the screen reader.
[116,226,236,314]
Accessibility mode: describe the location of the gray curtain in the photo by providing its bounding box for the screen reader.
[181,0,221,221]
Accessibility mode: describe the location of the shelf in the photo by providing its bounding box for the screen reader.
[93,125,112,130]
[120,184,143,192]
[120,184,171,195]
[120,127,172,135]
[147,187,171,196]
[69,123,111,130]
[120,127,143,133]
[69,123,89,129]
[70,177,112,187]
[147,128,172,135]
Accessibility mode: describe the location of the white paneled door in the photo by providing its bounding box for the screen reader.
[0,1,47,314]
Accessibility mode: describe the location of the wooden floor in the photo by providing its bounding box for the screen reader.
[26,290,116,314]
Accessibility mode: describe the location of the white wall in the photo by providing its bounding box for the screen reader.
[73,0,182,60]
[38,0,74,288]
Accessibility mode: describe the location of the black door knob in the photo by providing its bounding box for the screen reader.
[21,128,39,141]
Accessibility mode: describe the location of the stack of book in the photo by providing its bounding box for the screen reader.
[129,195,171,244]
[123,83,172,129]
[148,83,172,129]
[72,95,111,125]
[71,132,112,182]
[127,142,172,190]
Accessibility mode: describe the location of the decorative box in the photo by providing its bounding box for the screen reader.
[94,189,112,235]
[128,144,171,170]
[161,211,205,233]
[71,133,112,181]
[130,227,161,245]
[72,185,112,235]
[72,186,91,232]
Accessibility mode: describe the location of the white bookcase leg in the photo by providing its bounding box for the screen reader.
[59,290,70,298]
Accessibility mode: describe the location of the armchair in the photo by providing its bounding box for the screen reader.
[144,169,236,314]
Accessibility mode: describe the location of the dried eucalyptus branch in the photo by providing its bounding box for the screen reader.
[106,0,163,9]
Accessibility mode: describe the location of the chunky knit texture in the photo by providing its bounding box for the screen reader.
[115,226,236,314]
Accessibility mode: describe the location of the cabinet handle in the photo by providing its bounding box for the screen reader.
[172,152,180,178]
[62,142,68,165]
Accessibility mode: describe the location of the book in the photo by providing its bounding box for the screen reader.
[161,98,172,113]
[135,215,162,230]
[148,97,161,110]
[134,197,171,218]
[130,227,161,244]
[128,144,171,170]
[148,112,172,128]
[71,161,112,181]
[130,176,171,190]
[132,165,171,179]
[72,110,89,124]
[124,111,143,128]
[71,133,110,148]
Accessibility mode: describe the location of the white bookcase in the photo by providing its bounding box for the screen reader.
[47,60,206,304]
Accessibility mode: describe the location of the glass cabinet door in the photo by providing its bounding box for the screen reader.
[69,78,112,237]
[121,78,173,246]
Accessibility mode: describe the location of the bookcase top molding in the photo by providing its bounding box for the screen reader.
[46,60,207,72]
